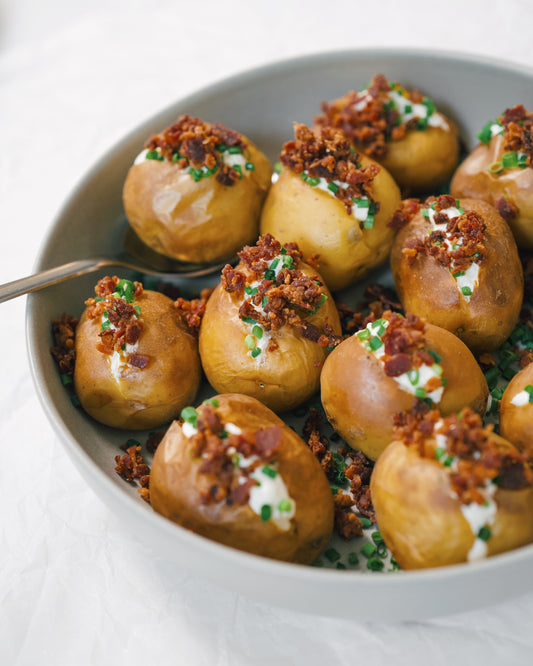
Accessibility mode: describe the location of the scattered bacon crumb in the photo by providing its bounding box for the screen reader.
[280,122,380,216]
[495,195,519,222]
[174,287,214,336]
[50,313,78,374]
[333,490,363,539]
[388,198,421,230]
[303,408,335,477]
[145,114,246,186]
[315,74,429,160]
[335,283,404,337]
[393,407,533,505]
[114,445,150,483]
[344,451,376,522]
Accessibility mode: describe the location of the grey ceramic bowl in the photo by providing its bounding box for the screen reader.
[27,49,533,620]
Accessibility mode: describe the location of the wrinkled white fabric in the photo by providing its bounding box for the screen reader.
[2,1,533,664]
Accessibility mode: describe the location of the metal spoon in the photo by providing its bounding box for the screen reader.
[0,226,228,304]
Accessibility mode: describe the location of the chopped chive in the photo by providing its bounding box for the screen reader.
[348,552,359,566]
[228,146,242,155]
[372,318,387,328]
[361,542,377,558]
[245,162,255,171]
[260,505,271,522]
[366,336,383,352]
[278,498,292,512]
[172,152,181,162]
[264,269,276,281]
[270,257,280,270]
[202,398,219,408]
[502,151,519,168]
[360,517,373,528]
[371,531,384,544]
[274,161,282,174]
[244,285,258,296]
[280,246,287,255]
[434,447,445,460]
[477,120,495,145]
[461,286,473,296]
[252,325,263,339]
[61,373,73,386]
[408,369,419,386]
[484,366,500,388]
[307,176,320,187]
[422,208,430,219]
[251,348,261,358]
[363,215,375,229]
[100,320,111,331]
[367,557,385,571]
[70,395,81,407]
[134,305,141,316]
[404,104,412,114]
[262,295,268,308]
[245,335,257,350]
[429,350,442,363]
[282,255,294,269]
[357,328,371,341]
[300,171,308,182]
[414,387,426,398]
[324,547,341,563]
[327,181,339,193]
[146,150,164,161]
[488,161,503,174]
[232,164,243,178]
[262,465,278,478]
[217,143,228,153]
[452,270,465,278]
[241,316,257,325]
[432,363,443,377]
[376,542,388,558]
[94,296,104,302]
[180,406,198,425]
[478,526,491,541]
[443,455,454,467]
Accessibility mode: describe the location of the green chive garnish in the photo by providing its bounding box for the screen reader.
[478,526,491,541]
[324,548,341,563]
[241,316,257,325]
[251,348,261,358]
[462,286,472,296]
[278,499,292,512]
[357,328,371,341]
[180,406,198,426]
[348,552,359,566]
[252,325,263,339]
[245,335,256,350]
[366,336,383,352]
[327,181,339,193]
[307,176,320,187]
[260,505,271,522]
[414,387,426,398]
[262,465,278,478]
[488,161,503,174]
[360,517,372,529]
[502,151,519,168]
[408,369,419,386]
[361,542,377,558]
[245,162,255,171]
[61,373,73,386]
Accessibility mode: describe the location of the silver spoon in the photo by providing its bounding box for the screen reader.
[0,226,228,304]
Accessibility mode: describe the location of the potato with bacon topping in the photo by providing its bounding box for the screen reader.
[199,235,342,412]
[74,276,201,429]
[371,407,533,569]
[314,74,459,193]
[260,123,401,291]
[390,195,523,353]
[320,310,488,461]
[451,105,533,249]
[150,393,334,563]
[123,115,272,264]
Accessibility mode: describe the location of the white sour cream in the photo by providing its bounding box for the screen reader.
[461,485,498,562]
[248,465,295,531]
[511,390,531,407]
[304,171,373,224]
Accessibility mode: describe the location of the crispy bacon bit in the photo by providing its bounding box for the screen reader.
[187,403,283,507]
[344,451,375,522]
[280,122,380,215]
[129,353,149,369]
[393,407,533,505]
[403,196,487,272]
[333,490,363,540]
[315,74,430,160]
[335,283,404,337]
[114,445,150,483]
[174,287,214,336]
[500,105,533,165]
[229,235,340,349]
[495,195,519,222]
[388,198,421,230]
[145,114,247,186]
[303,408,335,477]
[50,313,78,374]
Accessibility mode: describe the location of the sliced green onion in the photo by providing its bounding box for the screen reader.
[262,295,268,308]
[228,146,242,155]
[360,517,372,529]
[478,526,491,541]
[477,120,496,145]
[357,328,371,341]
[488,161,503,174]
[300,171,308,182]
[282,255,294,269]
[202,398,219,408]
[348,552,359,566]
[260,505,272,522]
[452,270,465,278]
[146,150,164,161]
[270,258,280,270]
[422,208,430,219]
[61,373,73,386]
[245,162,255,171]
[251,348,261,358]
[371,531,384,544]
[434,447,445,460]
[232,164,243,178]
[241,316,257,325]
[502,151,519,168]
[252,325,263,339]
[278,499,292,512]
[429,350,442,363]
[264,269,276,281]
[244,285,258,296]
[408,369,419,386]
[327,181,339,193]
[180,406,198,425]
[324,547,341,563]
[307,176,320,187]
[134,305,141,316]
[245,335,257,350]
[71,395,81,407]
[336,562,347,570]
[432,363,443,377]
[366,336,383,352]
[462,286,473,296]
[361,542,377,558]
[414,387,426,398]
[274,161,282,174]
[262,465,278,478]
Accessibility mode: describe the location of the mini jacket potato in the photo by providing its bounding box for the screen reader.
[123,115,272,264]
[199,235,342,412]
[314,74,459,194]
[150,393,334,563]
[499,363,533,454]
[260,123,401,292]
[451,105,533,249]
[74,276,201,429]
[320,311,488,461]
[390,196,523,353]
[371,409,533,569]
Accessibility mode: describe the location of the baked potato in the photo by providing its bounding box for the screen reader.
[390,195,523,353]
[499,363,533,454]
[314,74,459,193]
[74,276,201,429]
[123,115,272,264]
[199,235,342,412]
[150,393,334,563]
[320,310,488,461]
[259,123,401,291]
[371,408,533,569]
[451,105,533,249]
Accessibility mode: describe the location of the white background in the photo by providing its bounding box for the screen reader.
[2,0,533,664]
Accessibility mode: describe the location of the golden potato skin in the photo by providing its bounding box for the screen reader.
[320,323,488,461]
[199,261,341,412]
[451,134,533,249]
[150,393,334,563]
[123,138,272,263]
[378,119,459,194]
[390,198,523,353]
[371,438,533,569]
[259,156,401,291]
[500,363,533,454]
[74,290,201,429]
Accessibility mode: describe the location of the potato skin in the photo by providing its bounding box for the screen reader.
[259,156,401,291]
[500,363,533,455]
[123,137,272,263]
[379,119,459,193]
[74,290,201,429]
[199,261,341,412]
[451,134,533,249]
[320,323,488,461]
[390,198,523,353]
[371,438,533,569]
[150,393,334,563]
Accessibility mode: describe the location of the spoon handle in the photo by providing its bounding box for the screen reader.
[0,258,112,303]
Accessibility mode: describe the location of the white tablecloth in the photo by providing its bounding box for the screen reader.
[2,1,533,663]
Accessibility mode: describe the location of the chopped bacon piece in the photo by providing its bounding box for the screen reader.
[495,195,519,221]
